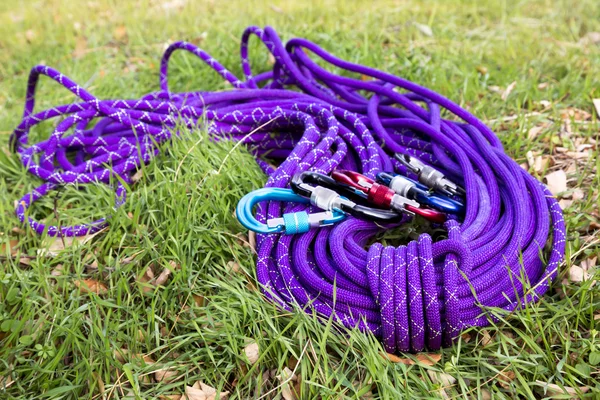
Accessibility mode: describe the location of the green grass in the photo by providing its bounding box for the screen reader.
[1,0,599,398]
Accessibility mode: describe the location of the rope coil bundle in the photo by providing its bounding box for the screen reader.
[10,26,565,352]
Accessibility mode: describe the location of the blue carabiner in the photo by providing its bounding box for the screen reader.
[236,188,346,235]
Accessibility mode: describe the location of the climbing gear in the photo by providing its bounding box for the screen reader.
[290,171,404,223]
[376,172,465,215]
[331,170,447,223]
[236,188,345,235]
[395,154,466,197]
[9,26,566,353]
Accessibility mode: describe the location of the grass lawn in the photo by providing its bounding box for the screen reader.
[1,0,599,398]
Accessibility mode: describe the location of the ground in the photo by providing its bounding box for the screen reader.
[0,0,599,398]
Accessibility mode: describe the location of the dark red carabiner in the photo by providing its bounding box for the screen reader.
[331,169,447,223]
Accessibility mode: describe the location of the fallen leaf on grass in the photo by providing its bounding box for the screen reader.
[185,381,228,400]
[535,380,589,398]
[277,367,297,400]
[381,352,441,366]
[545,170,567,197]
[560,107,592,122]
[413,22,433,37]
[580,257,597,271]
[226,261,241,274]
[593,99,600,118]
[159,395,182,400]
[501,81,517,101]
[155,367,179,383]
[569,265,593,283]
[155,261,179,286]
[74,279,108,295]
[38,231,101,257]
[427,370,456,386]
[25,29,36,43]
[243,342,259,365]
[73,36,88,59]
[497,370,515,389]
[0,239,19,256]
[528,125,545,140]
[248,231,256,251]
[113,25,128,42]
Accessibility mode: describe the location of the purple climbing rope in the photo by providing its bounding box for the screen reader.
[10,26,565,353]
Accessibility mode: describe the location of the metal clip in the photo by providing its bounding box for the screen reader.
[291,172,404,223]
[394,154,466,197]
[236,187,345,235]
[376,172,465,215]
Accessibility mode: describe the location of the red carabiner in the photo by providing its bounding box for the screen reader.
[331,169,447,223]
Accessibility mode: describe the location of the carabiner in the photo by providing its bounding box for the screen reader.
[394,154,466,197]
[291,172,404,223]
[376,172,465,215]
[331,169,448,223]
[236,188,345,235]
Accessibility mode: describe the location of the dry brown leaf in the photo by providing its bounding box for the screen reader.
[427,370,456,387]
[580,256,597,271]
[248,231,256,251]
[226,261,241,274]
[25,29,36,43]
[561,107,592,122]
[594,313,600,320]
[38,231,101,257]
[131,169,143,183]
[73,36,88,59]
[114,25,128,42]
[155,267,172,286]
[185,386,207,400]
[592,99,600,118]
[545,170,567,197]
[497,370,515,389]
[535,380,590,398]
[461,332,472,343]
[480,330,493,347]
[277,368,297,400]
[138,267,155,293]
[193,294,205,307]
[159,395,182,400]
[11,227,26,235]
[559,199,572,209]
[200,382,229,400]
[527,126,544,140]
[243,342,259,365]
[155,367,179,383]
[74,279,108,295]
[569,265,591,282]
[381,352,441,366]
[0,239,19,256]
[51,264,65,277]
[571,188,585,201]
[501,81,517,101]
[0,374,15,388]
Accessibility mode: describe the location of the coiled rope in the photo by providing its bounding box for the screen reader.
[10,26,565,352]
